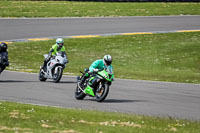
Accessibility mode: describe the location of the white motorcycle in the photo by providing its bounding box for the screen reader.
[39,51,68,83]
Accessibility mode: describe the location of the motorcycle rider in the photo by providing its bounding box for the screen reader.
[79,55,114,92]
[0,42,9,74]
[41,38,68,70]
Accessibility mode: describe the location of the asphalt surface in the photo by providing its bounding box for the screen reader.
[0,16,200,41]
[0,71,200,121]
[0,16,200,120]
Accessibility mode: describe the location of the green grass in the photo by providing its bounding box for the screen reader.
[0,1,199,17]
[6,32,200,84]
[0,101,199,133]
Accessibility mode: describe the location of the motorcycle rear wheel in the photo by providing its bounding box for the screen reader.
[96,83,109,102]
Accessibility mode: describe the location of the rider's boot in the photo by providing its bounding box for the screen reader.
[78,76,84,89]
[40,65,43,70]
[40,58,49,71]
[84,77,98,96]
[79,73,89,87]
[79,78,84,86]
[40,61,47,71]
[40,65,45,72]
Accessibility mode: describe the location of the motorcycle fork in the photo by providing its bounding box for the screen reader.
[54,66,59,74]
[78,83,85,93]
[77,75,88,94]
[96,82,104,94]
[92,77,102,95]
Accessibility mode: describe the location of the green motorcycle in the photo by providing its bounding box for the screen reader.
[75,66,114,102]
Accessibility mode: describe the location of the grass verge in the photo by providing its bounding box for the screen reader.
[6,32,200,84]
[0,1,199,17]
[0,101,200,133]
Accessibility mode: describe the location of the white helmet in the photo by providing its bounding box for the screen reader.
[56,38,64,47]
[103,55,112,65]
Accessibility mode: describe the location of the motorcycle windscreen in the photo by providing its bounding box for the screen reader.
[104,65,113,75]
[56,51,65,57]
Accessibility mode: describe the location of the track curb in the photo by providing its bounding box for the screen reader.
[1,29,200,44]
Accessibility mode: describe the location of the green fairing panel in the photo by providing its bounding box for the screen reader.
[84,86,95,96]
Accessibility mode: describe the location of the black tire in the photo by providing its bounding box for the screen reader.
[96,83,109,102]
[0,65,6,74]
[39,69,47,82]
[75,83,86,100]
[53,67,63,83]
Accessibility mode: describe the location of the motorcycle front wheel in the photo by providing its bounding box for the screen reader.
[39,69,47,82]
[96,83,109,102]
[53,67,63,83]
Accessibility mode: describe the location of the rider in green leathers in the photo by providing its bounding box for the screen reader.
[41,38,67,70]
[79,55,114,90]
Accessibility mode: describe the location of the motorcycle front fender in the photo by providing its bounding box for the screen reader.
[54,66,63,74]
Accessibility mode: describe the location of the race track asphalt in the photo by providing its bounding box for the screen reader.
[0,71,200,120]
[0,16,200,120]
[0,15,200,41]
